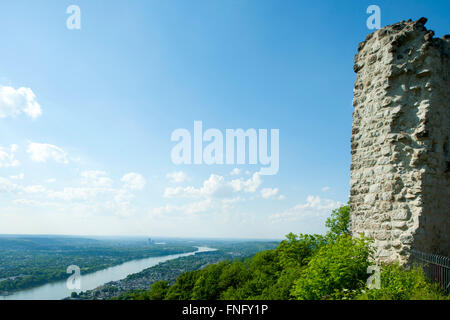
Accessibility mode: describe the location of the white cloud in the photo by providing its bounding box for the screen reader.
[230,168,241,176]
[121,172,146,190]
[322,186,331,192]
[114,189,135,206]
[201,174,234,197]
[261,187,279,199]
[160,171,266,218]
[22,185,47,194]
[113,188,137,217]
[12,199,55,207]
[164,172,263,200]
[230,172,262,193]
[1,154,145,218]
[47,187,107,201]
[166,171,188,183]
[164,185,199,198]
[152,199,214,216]
[10,176,140,217]
[81,170,113,187]
[269,195,342,223]
[0,178,47,195]
[0,85,42,119]
[164,174,234,199]
[0,144,20,168]
[27,142,68,164]
[0,176,20,193]
[10,173,24,180]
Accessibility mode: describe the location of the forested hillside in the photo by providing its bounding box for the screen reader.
[128,206,448,300]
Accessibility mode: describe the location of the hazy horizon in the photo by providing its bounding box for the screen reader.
[0,233,283,241]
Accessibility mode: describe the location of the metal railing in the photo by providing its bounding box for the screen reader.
[410,250,450,294]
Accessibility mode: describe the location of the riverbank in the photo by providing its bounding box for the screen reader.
[0,247,211,300]
[0,236,198,297]
[68,248,224,300]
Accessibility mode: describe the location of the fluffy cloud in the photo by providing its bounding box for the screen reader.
[22,185,47,194]
[322,186,331,192]
[152,199,214,216]
[159,172,267,217]
[230,168,241,176]
[166,171,188,183]
[229,172,262,193]
[114,189,135,205]
[81,170,113,187]
[1,167,144,217]
[261,187,279,199]
[27,142,68,164]
[269,195,342,223]
[121,172,146,190]
[0,178,48,195]
[164,185,198,198]
[47,187,107,201]
[0,144,20,168]
[0,176,20,193]
[201,174,235,197]
[0,85,42,119]
[10,173,24,180]
[13,199,52,206]
[164,174,233,198]
[164,172,263,200]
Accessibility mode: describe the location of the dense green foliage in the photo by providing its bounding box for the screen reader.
[103,242,278,300]
[292,235,371,300]
[357,264,448,300]
[129,204,447,300]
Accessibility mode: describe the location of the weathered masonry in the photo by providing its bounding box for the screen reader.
[350,18,449,264]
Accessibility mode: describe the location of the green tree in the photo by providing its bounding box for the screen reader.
[192,261,229,300]
[260,267,303,300]
[165,270,201,300]
[145,281,170,300]
[325,204,350,239]
[217,261,250,293]
[276,233,327,269]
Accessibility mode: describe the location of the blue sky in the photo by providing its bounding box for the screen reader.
[0,0,449,238]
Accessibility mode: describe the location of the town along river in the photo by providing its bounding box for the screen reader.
[0,246,216,300]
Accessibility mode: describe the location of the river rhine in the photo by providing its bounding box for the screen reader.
[0,246,215,300]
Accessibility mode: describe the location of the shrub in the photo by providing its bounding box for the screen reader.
[357,264,448,300]
[292,235,372,300]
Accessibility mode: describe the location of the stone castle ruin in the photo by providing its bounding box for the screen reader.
[350,18,449,264]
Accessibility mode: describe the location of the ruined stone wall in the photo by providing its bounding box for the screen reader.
[350,18,449,264]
